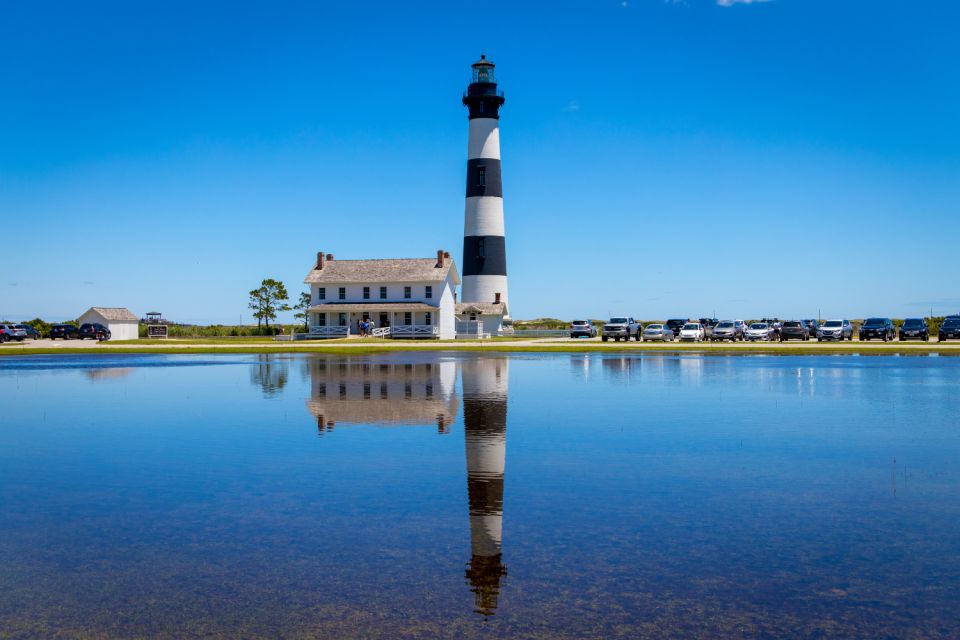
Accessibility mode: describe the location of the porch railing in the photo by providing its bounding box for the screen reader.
[371,326,391,338]
[300,325,349,339]
[391,324,440,339]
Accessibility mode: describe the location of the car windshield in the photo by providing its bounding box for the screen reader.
[864,318,886,326]
[572,321,587,326]
[609,318,628,324]
[682,323,699,330]
[903,319,923,327]
[750,323,768,329]
[784,322,801,327]
[943,317,960,327]
[716,322,733,328]
[824,321,843,328]
[645,324,662,330]
[667,319,685,325]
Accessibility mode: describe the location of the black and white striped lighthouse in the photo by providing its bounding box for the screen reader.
[461,54,509,315]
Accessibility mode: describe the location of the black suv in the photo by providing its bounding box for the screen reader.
[780,320,809,341]
[898,318,929,341]
[802,319,819,336]
[50,324,80,340]
[939,316,960,342]
[665,318,688,338]
[859,318,895,341]
[79,323,111,341]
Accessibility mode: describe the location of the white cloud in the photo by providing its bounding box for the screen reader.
[717,0,772,6]
[563,100,581,112]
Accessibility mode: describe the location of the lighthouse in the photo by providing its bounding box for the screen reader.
[461,55,509,316]
[462,356,509,615]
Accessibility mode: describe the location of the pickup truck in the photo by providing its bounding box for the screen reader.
[602,317,641,342]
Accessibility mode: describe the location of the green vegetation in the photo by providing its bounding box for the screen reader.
[248,278,291,329]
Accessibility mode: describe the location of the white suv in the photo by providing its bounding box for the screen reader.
[817,319,853,341]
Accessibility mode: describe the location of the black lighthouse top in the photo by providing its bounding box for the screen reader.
[463,54,505,119]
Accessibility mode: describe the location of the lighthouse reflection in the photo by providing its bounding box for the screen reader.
[304,354,509,616]
[461,357,509,616]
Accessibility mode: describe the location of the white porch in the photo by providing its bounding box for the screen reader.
[305,303,445,340]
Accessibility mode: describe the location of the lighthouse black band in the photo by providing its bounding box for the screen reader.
[462,236,507,277]
[463,83,505,120]
[466,159,502,198]
[467,477,504,514]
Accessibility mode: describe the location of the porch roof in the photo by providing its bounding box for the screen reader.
[308,302,439,313]
[455,302,506,316]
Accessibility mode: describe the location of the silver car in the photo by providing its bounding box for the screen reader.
[711,320,742,342]
[817,319,853,341]
[745,322,775,341]
[641,323,675,342]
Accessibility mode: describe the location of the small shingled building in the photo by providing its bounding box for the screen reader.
[77,307,139,341]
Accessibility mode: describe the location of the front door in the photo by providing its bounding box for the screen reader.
[380,313,388,328]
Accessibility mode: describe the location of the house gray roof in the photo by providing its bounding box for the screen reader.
[308,302,438,313]
[455,302,506,316]
[304,258,459,285]
[85,307,138,322]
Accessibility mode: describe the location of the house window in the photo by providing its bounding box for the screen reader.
[318,287,325,301]
[338,313,347,326]
[477,238,486,258]
[477,166,486,187]
[404,286,411,299]
[425,285,432,299]
[425,312,432,325]
[318,313,327,327]
[380,286,387,299]
[470,313,477,321]
[338,287,346,300]
[404,312,412,325]
[363,286,370,300]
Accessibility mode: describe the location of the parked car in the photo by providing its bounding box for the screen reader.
[79,323,111,341]
[665,318,689,338]
[745,322,775,341]
[678,322,705,342]
[802,319,820,337]
[15,324,41,340]
[602,317,640,342]
[898,318,929,341]
[817,319,853,341]
[859,317,895,341]
[710,320,742,342]
[641,324,675,342]
[779,320,810,341]
[698,318,719,339]
[939,315,960,342]
[570,320,598,339]
[0,324,27,342]
[50,324,80,340]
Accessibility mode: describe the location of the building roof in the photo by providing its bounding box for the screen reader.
[83,307,138,322]
[305,258,459,285]
[308,302,439,313]
[456,302,506,316]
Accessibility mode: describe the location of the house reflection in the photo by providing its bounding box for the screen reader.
[461,356,509,616]
[82,367,133,381]
[303,354,510,616]
[304,356,458,433]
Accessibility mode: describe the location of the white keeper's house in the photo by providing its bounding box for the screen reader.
[305,250,461,339]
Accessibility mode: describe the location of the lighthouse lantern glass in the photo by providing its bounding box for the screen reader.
[473,65,494,83]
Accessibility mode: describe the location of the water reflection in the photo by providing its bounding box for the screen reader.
[461,357,509,616]
[82,367,133,381]
[250,354,289,397]
[304,355,509,615]
[304,356,458,433]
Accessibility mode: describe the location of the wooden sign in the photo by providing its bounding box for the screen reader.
[147,325,168,339]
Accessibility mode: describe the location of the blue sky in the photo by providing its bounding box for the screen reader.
[2,0,958,323]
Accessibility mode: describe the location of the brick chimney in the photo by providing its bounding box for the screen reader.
[326,253,334,261]
[494,292,501,304]
[436,249,445,268]
[316,251,325,270]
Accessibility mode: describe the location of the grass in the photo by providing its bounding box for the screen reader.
[1,339,958,357]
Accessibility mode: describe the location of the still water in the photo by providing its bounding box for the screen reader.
[1,352,958,639]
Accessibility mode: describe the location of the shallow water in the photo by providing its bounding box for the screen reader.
[1,352,958,639]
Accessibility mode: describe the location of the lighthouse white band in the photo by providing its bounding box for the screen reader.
[468,118,501,160]
[470,515,504,556]
[464,197,505,236]
[462,275,509,310]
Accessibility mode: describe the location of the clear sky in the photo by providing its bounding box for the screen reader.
[2,0,958,324]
